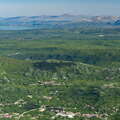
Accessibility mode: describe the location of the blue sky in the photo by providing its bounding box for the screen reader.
[0,0,120,17]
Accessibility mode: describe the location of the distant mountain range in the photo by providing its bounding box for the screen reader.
[0,14,120,26]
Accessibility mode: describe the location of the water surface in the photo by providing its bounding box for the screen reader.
[0,26,38,30]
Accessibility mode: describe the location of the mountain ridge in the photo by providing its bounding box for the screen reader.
[0,15,120,26]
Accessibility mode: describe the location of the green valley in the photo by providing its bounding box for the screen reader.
[0,26,120,120]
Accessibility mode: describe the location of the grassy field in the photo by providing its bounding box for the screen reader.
[0,26,120,120]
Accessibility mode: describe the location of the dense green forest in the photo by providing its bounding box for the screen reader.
[0,26,120,120]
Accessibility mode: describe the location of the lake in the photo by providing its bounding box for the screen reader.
[0,26,38,30]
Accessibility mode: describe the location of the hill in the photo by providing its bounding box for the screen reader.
[0,57,120,120]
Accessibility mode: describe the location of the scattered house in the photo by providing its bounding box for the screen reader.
[49,90,59,95]
[82,114,100,118]
[14,99,26,105]
[45,106,79,119]
[46,106,64,113]
[56,111,76,118]
[3,113,12,118]
[98,34,104,37]
[8,52,21,57]
[43,96,52,100]
[12,113,20,116]
[0,103,4,107]
[27,95,33,99]
[39,105,46,112]
[38,81,61,86]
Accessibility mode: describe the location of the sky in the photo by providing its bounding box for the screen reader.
[0,0,120,17]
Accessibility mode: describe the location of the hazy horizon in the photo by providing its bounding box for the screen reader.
[0,0,120,17]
